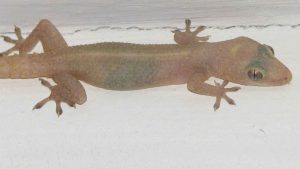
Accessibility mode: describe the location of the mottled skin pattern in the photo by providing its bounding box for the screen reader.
[0,19,292,115]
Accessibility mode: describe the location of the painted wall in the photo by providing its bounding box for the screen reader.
[1,0,300,26]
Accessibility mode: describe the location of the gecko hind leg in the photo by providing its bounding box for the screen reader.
[172,19,210,45]
[33,75,87,116]
[1,19,68,56]
[32,78,75,116]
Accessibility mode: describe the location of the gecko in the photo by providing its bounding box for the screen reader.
[0,19,292,116]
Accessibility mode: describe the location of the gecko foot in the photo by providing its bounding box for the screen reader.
[33,78,76,117]
[172,19,210,45]
[0,25,24,56]
[213,80,241,111]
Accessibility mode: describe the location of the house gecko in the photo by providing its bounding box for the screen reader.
[0,19,292,116]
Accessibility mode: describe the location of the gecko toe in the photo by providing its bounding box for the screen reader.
[193,26,206,35]
[55,103,63,116]
[223,94,236,105]
[196,35,210,42]
[226,87,241,92]
[14,25,24,40]
[185,19,192,32]
[33,104,42,110]
[1,35,17,44]
[32,97,50,110]
[39,78,52,89]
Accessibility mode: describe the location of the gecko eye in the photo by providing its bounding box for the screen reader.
[248,68,264,81]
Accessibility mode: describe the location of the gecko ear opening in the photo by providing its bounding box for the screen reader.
[264,44,274,55]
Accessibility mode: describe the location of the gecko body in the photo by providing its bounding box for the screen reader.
[0,19,292,115]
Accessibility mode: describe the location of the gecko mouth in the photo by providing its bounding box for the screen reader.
[271,75,292,85]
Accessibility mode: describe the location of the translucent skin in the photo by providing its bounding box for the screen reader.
[0,19,292,114]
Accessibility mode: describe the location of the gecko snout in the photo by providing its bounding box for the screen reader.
[284,68,292,84]
[271,64,293,85]
[280,62,293,84]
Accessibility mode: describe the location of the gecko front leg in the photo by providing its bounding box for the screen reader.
[212,80,241,110]
[172,19,210,45]
[187,74,241,111]
[33,73,87,116]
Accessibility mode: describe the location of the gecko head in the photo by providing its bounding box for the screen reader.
[227,37,292,86]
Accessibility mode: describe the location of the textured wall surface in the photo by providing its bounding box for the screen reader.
[1,0,300,26]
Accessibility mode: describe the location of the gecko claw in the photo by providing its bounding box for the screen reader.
[214,104,219,111]
[214,96,221,111]
[56,103,63,116]
[66,101,76,109]
[173,19,210,45]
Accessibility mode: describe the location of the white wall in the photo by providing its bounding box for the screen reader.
[1,0,300,26]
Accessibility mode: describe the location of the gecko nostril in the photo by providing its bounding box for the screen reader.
[284,72,292,83]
